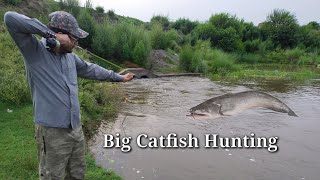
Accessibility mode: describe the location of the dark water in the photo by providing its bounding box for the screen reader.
[89,77,320,180]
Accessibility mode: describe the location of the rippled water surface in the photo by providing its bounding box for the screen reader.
[90,77,320,180]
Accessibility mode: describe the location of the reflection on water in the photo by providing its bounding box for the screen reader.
[243,79,295,93]
[89,76,320,180]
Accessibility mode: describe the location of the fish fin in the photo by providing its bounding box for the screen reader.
[215,104,231,117]
[288,110,298,117]
[215,103,224,116]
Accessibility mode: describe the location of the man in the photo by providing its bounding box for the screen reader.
[4,11,134,179]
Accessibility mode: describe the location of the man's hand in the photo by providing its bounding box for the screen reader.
[55,33,74,53]
[122,73,134,82]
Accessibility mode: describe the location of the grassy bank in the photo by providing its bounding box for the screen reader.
[210,64,320,82]
[176,41,320,82]
[0,102,122,179]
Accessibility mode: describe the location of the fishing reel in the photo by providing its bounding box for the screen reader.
[45,31,60,49]
[46,38,60,49]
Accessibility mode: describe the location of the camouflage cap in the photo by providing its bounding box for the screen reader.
[48,11,88,39]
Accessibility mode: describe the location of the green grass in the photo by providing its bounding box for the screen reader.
[0,102,122,179]
[86,154,122,180]
[210,64,320,82]
[158,66,182,74]
[0,103,38,179]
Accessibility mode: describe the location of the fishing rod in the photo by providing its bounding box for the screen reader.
[75,45,134,75]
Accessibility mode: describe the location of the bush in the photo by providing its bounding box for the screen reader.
[150,23,179,50]
[59,0,80,17]
[150,23,167,49]
[217,27,243,52]
[297,55,313,65]
[297,51,320,65]
[78,81,125,137]
[172,18,198,35]
[150,15,170,31]
[266,50,286,63]
[265,48,314,64]
[169,40,181,53]
[237,53,261,64]
[77,9,96,49]
[166,29,179,46]
[92,23,115,58]
[5,0,22,6]
[285,47,306,64]
[112,22,151,66]
[113,22,130,59]
[207,49,240,75]
[179,33,192,46]
[193,13,245,52]
[106,9,116,20]
[257,39,274,56]
[308,51,320,64]
[193,23,244,52]
[95,6,105,14]
[48,0,60,12]
[191,51,208,74]
[179,44,193,72]
[244,39,261,53]
[194,40,212,60]
[133,41,150,67]
[178,42,208,74]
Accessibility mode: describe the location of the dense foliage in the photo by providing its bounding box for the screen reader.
[1,0,320,105]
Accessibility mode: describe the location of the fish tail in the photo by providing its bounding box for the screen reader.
[288,109,298,117]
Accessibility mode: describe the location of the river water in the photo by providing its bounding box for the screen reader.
[89,76,320,180]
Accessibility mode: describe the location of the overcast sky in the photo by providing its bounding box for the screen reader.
[84,0,319,25]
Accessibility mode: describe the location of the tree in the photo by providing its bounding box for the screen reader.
[77,9,96,49]
[242,22,262,53]
[111,22,151,63]
[262,9,299,49]
[5,0,22,6]
[150,15,170,31]
[95,6,105,14]
[92,24,114,58]
[193,23,216,41]
[107,9,117,21]
[216,27,243,52]
[242,22,261,41]
[172,18,197,35]
[209,13,244,36]
[59,0,80,17]
[297,22,320,51]
[307,21,320,30]
[150,23,164,49]
[133,41,149,67]
[192,13,244,52]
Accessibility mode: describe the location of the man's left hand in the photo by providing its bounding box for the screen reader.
[122,73,135,82]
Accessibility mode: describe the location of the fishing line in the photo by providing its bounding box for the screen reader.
[75,45,132,73]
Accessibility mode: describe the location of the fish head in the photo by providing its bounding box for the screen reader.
[188,103,222,120]
[189,107,210,117]
[188,107,219,120]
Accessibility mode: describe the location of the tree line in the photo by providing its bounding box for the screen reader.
[4,0,320,71]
